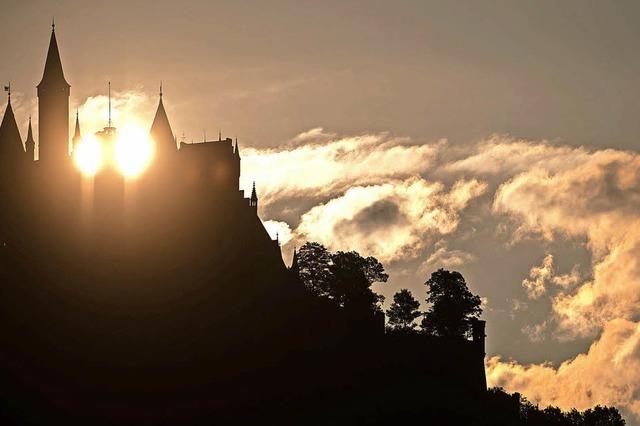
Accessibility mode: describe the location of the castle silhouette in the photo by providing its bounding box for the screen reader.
[0,24,487,425]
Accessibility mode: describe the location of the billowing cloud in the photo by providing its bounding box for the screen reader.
[488,319,640,420]
[263,220,293,246]
[420,239,476,272]
[240,130,444,205]
[442,135,593,178]
[522,254,555,299]
[293,177,486,263]
[493,147,640,339]
[522,254,581,300]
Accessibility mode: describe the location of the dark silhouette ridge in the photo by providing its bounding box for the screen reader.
[0,24,624,426]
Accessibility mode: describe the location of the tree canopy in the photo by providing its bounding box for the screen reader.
[295,242,388,314]
[421,269,482,338]
[386,289,421,332]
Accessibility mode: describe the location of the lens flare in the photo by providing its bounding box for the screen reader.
[115,125,155,178]
[74,134,103,176]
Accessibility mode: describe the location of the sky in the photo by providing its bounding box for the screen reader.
[3,0,640,423]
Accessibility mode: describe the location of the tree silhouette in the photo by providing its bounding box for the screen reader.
[295,243,388,314]
[421,269,482,338]
[386,289,421,332]
[327,250,387,313]
[582,405,625,426]
[296,242,332,297]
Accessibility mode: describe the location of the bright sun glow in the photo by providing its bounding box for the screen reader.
[74,134,103,176]
[115,125,155,178]
[74,124,154,178]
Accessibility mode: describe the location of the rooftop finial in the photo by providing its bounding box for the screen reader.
[4,82,10,103]
[108,81,111,128]
[160,81,163,99]
[218,130,222,141]
[52,17,55,32]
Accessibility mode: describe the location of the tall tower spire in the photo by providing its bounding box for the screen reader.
[38,21,70,164]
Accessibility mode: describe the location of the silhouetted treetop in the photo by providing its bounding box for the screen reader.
[421,269,482,338]
[295,242,387,314]
[296,242,332,297]
[386,289,421,332]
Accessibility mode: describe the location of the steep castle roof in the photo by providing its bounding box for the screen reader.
[0,96,24,157]
[150,91,175,152]
[37,26,70,89]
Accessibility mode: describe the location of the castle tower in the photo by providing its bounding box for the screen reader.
[71,110,81,153]
[150,83,176,158]
[37,22,70,165]
[24,116,36,161]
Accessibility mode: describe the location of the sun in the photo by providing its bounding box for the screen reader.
[114,125,155,178]
[74,133,103,176]
[74,124,154,179]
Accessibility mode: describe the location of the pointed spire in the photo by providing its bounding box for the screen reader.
[38,21,69,88]
[218,130,222,141]
[25,116,36,160]
[234,137,241,158]
[72,109,82,150]
[27,116,34,141]
[0,93,25,157]
[150,85,176,153]
[250,181,258,207]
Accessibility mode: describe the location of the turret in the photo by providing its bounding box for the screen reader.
[249,181,258,210]
[24,116,36,161]
[37,21,70,165]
